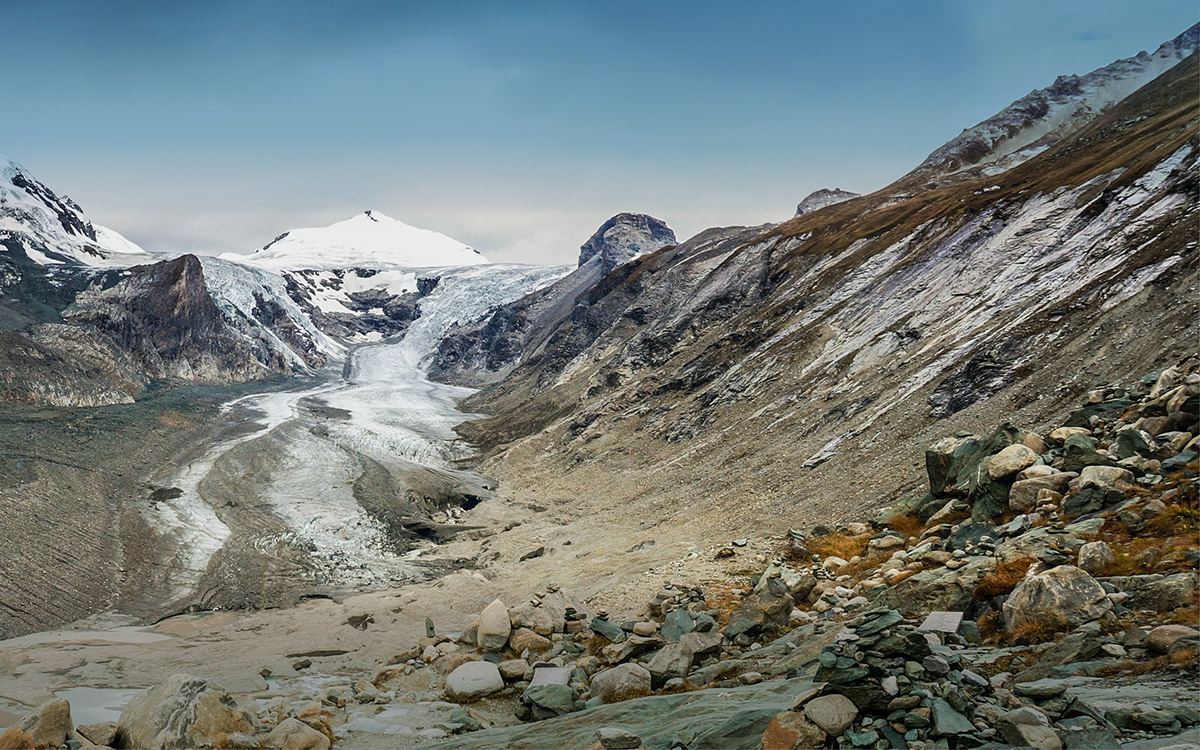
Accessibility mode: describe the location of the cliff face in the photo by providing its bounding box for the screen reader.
[450,56,1199,529]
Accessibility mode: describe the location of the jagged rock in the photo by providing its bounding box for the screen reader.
[1003,566,1112,633]
[1010,473,1075,512]
[590,616,627,643]
[1146,624,1200,653]
[0,699,72,750]
[997,707,1061,750]
[498,659,529,681]
[930,697,974,735]
[646,642,694,687]
[521,684,577,720]
[446,661,505,700]
[760,711,826,749]
[724,577,793,638]
[802,694,858,736]
[1061,434,1122,473]
[1123,572,1199,611]
[1072,465,1135,491]
[476,599,511,652]
[115,674,257,750]
[1077,541,1115,574]
[590,663,652,703]
[1012,622,1102,683]
[661,609,695,642]
[989,444,1040,479]
[509,627,551,654]
[265,717,331,750]
[76,721,118,747]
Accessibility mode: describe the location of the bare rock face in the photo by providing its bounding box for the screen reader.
[794,188,860,217]
[578,213,676,272]
[114,674,258,750]
[65,254,273,384]
[1002,566,1112,633]
[0,698,73,749]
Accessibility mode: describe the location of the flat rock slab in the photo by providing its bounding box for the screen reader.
[529,667,573,687]
[918,611,963,633]
[427,679,822,750]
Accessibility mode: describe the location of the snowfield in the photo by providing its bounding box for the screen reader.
[220,210,487,270]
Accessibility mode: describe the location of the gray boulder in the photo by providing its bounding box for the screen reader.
[988,444,1039,480]
[1009,473,1074,512]
[115,674,258,750]
[476,599,511,652]
[265,717,331,750]
[1077,541,1115,574]
[445,661,505,701]
[997,707,1061,750]
[1003,566,1112,633]
[802,694,858,736]
[590,663,652,703]
[0,698,73,750]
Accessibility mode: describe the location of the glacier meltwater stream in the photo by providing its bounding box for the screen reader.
[145,263,570,612]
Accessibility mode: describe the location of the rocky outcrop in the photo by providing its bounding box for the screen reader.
[431,214,676,388]
[793,188,860,217]
[66,254,286,384]
[577,213,676,272]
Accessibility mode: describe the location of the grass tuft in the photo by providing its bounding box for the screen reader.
[974,556,1036,600]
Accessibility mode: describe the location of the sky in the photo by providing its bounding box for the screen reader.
[2,1,1196,265]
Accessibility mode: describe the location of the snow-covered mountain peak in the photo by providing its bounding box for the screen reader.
[915,23,1199,179]
[222,210,487,271]
[0,153,148,266]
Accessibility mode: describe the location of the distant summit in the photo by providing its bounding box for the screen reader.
[578,213,676,272]
[794,188,861,217]
[914,22,1199,179]
[0,153,147,266]
[222,210,486,270]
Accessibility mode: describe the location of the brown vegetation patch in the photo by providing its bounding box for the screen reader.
[885,513,925,538]
[974,556,1036,600]
[807,532,870,562]
[1008,621,1066,646]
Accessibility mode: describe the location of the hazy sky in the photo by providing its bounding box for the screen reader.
[3,1,1196,265]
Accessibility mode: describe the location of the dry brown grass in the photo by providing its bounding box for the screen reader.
[1008,621,1066,646]
[1147,504,1200,536]
[885,513,925,538]
[808,532,870,562]
[974,556,1036,600]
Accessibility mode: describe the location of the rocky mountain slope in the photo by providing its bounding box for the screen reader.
[432,213,676,388]
[446,50,1199,551]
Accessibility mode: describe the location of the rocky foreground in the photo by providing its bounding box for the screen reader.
[2,357,1197,749]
